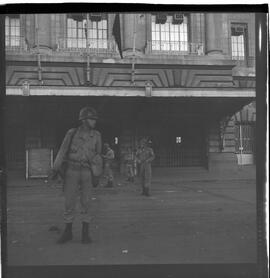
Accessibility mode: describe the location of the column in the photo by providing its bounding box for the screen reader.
[205,13,223,56]
[34,14,52,52]
[122,13,147,57]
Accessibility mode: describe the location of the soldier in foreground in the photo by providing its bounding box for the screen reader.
[50,107,102,244]
[136,138,155,196]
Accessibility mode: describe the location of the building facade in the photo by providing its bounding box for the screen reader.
[5,13,256,177]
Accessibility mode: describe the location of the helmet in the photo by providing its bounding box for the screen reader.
[79,107,98,121]
[140,137,148,145]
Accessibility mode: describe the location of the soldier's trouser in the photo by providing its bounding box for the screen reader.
[103,162,114,183]
[126,163,134,177]
[63,164,92,223]
[139,163,152,189]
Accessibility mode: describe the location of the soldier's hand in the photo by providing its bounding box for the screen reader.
[48,169,59,181]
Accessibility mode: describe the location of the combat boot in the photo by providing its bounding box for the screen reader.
[141,187,146,196]
[107,180,114,187]
[57,223,73,244]
[81,222,92,244]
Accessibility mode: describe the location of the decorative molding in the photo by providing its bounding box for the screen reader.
[6,63,255,89]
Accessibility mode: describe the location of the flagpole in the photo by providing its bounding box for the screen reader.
[86,13,91,84]
[131,14,137,85]
[35,14,42,85]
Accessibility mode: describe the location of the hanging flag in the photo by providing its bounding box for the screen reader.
[112,13,123,59]
[84,21,88,40]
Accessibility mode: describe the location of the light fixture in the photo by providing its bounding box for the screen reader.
[22,80,30,96]
[145,81,153,97]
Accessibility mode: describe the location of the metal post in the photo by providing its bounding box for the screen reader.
[239,124,243,167]
[131,14,137,85]
[35,14,43,85]
[86,13,91,84]
[26,149,29,179]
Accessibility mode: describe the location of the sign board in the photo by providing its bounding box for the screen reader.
[26,148,53,179]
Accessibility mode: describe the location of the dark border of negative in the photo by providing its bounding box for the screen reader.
[0,4,268,278]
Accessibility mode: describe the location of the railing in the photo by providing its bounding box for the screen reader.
[232,56,255,68]
[146,40,204,56]
[5,36,28,52]
[57,37,118,55]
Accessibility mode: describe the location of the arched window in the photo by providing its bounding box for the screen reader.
[5,15,21,47]
[66,13,108,49]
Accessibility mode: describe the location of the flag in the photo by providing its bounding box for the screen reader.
[84,21,88,40]
[112,13,123,59]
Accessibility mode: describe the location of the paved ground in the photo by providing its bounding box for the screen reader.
[6,175,257,265]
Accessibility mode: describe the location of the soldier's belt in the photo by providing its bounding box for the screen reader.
[67,160,91,169]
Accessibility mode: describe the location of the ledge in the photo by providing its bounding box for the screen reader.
[6,86,256,98]
[6,52,237,67]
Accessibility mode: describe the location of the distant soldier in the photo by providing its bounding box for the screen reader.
[102,143,115,187]
[50,107,102,244]
[124,147,135,183]
[136,137,155,196]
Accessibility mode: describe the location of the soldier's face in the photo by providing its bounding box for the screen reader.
[140,141,146,148]
[85,118,96,128]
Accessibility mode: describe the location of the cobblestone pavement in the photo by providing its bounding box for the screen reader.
[6,177,256,265]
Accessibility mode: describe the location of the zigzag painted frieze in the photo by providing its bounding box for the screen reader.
[6,63,245,88]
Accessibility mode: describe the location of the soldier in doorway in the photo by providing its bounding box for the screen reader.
[50,107,102,244]
[136,137,155,196]
[124,147,135,183]
[102,143,115,187]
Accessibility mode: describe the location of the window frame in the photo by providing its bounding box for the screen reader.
[5,15,21,47]
[234,122,255,154]
[66,13,109,50]
[150,13,190,53]
[230,22,249,62]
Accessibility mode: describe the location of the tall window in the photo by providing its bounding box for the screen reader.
[67,14,108,49]
[151,13,188,52]
[5,15,21,47]
[231,23,248,60]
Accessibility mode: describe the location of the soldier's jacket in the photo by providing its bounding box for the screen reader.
[136,146,155,165]
[53,125,102,172]
[103,148,115,164]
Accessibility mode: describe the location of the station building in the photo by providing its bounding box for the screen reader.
[5,12,256,178]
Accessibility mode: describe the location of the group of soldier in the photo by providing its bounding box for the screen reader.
[50,106,155,244]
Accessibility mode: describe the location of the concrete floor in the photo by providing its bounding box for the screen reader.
[6,176,257,265]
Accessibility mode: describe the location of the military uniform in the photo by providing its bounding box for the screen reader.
[102,146,114,187]
[136,141,155,196]
[51,107,101,244]
[61,125,101,223]
[124,149,135,182]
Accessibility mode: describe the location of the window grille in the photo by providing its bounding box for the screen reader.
[151,13,189,52]
[231,23,248,61]
[5,15,21,47]
[235,123,255,154]
[66,13,108,49]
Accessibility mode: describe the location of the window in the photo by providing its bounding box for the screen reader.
[176,137,182,144]
[231,23,248,60]
[151,13,188,52]
[5,15,21,47]
[235,123,255,154]
[67,14,108,49]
